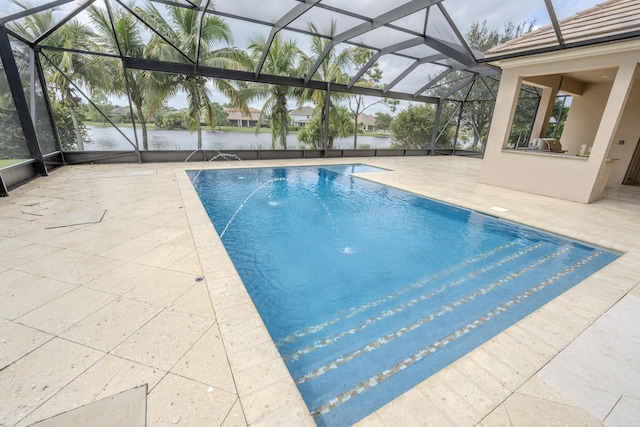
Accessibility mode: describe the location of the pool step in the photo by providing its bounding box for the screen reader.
[285,243,612,424]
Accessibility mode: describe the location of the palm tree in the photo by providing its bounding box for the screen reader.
[89,6,151,149]
[9,0,106,150]
[138,1,250,150]
[299,105,353,149]
[247,33,300,149]
[297,21,353,149]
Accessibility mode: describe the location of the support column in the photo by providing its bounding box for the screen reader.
[323,82,330,157]
[0,26,47,176]
[588,61,639,202]
[430,100,442,155]
[529,84,558,141]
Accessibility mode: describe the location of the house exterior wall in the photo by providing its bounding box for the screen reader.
[480,40,640,203]
[607,79,640,185]
[561,81,612,155]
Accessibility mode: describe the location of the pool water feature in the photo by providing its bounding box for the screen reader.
[188,165,619,426]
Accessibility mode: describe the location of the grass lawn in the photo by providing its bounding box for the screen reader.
[0,159,29,168]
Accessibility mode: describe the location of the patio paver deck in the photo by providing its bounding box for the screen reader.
[1,157,638,426]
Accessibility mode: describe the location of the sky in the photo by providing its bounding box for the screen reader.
[5,0,604,114]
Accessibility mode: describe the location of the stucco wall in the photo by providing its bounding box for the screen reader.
[560,81,612,155]
[481,41,640,203]
[607,79,640,185]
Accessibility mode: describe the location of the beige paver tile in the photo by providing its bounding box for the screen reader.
[234,356,290,397]
[435,365,497,415]
[503,322,558,362]
[481,334,543,384]
[0,239,61,268]
[145,209,189,227]
[417,374,483,426]
[18,287,117,335]
[15,224,85,244]
[171,325,236,394]
[166,230,196,249]
[517,375,578,407]
[0,270,75,320]
[111,309,213,371]
[476,404,512,427]
[249,404,316,427]
[167,251,203,275]
[60,297,162,352]
[146,373,237,426]
[221,399,248,427]
[0,338,103,427]
[0,321,53,370]
[466,346,523,391]
[86,218,160,239]
[15,355,164,427]
[172,281,215,318]
[37,228,105,249]
[369,387,455,426]
[15,249,123,285]
[239,377,310,425]
[98,238,161,262]
[215,301,264,332]
[209,284,254,313]
[65,231,128,255]
[84,262,164,295]
[132,244,195,269]
[138,226,189,244]
[226,340,280,374]
[502,392,603,426]
[124,269,200,307]
[221,325,273,355]
[20,385,147,427]
[353,412,387,427]
[450,355,511,404]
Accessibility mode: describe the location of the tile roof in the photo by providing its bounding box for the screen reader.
[486,0,640,57]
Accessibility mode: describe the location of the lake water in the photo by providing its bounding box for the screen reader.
[85,126,392,151]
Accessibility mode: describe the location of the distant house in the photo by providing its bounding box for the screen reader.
[226,107,263,127]
[356,113,376,132]
[289,106,314,127]
[110,106,129,117]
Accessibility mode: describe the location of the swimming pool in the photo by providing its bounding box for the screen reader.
[188,164,619,426]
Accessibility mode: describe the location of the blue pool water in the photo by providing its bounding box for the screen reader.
[188,165,619,426]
